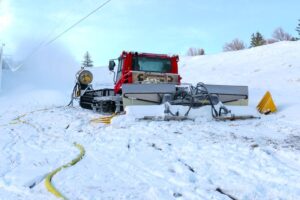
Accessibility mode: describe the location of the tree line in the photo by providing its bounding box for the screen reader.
[187,20,300,56]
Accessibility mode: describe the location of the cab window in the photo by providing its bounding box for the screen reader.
[116,59,123,81]
[132,57,171,73]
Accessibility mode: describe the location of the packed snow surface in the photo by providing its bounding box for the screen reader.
[0,41,300,200]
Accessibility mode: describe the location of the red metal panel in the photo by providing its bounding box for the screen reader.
[114,51,180,93]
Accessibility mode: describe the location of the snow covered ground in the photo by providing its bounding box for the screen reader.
[0,41,300,200]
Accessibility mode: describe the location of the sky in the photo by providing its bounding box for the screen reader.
[0,0,299,66]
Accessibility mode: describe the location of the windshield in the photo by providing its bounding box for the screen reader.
[132,56,172,73]
[116,58,123,81]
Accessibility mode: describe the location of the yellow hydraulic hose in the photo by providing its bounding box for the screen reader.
[7,106,66,131]
[11,106,64,123]
[90,113,117,125]
[45,143,85,200]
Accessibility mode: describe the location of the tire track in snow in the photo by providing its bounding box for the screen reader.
[129,119,300,199]
[1,105,300,199]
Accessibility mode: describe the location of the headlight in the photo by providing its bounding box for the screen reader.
[77,70,93,85]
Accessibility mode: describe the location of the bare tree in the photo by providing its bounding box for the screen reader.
[186,47,205,56]
[272,27,293,41]
[297,19,300,37]
[265,38,278,45]
[223,39,246,52]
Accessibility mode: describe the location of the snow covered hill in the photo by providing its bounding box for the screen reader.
[181,41,300,88]
[180,41,300,121]
[0,41,300,200]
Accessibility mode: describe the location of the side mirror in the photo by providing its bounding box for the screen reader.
[108,60,116,71]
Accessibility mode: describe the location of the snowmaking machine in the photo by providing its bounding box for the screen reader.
[71,51,252,120]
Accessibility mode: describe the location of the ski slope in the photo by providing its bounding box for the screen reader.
[0,41,300,200]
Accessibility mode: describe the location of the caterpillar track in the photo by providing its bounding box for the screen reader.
[79,89,119,114]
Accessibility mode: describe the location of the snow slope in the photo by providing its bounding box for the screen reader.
[0,41,300,200]
[180,41,300,121]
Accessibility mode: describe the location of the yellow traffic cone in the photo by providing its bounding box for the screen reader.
[257,91,277,114]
